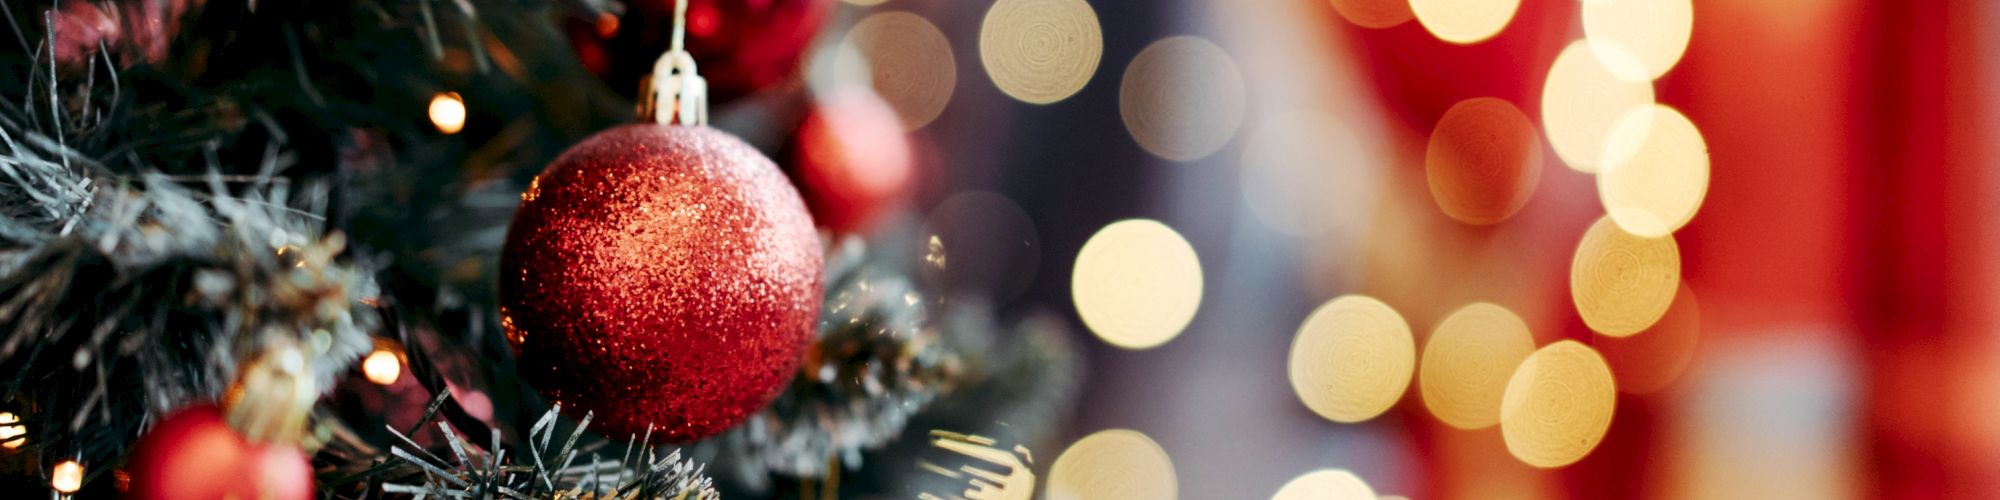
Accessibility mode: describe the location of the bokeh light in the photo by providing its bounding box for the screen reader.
[1072,219,1203,349]
[1271,469,1376,500]
[1596,283,1701,394]
[1288,295,1415,423]
[1329,0,1414,29]
[0,411,22,449]
[980,0,1103,105]
[1598,104,1710,238]
[428,92,466,135]
[1120,36,1246,162]
[1421,303,1536,430]
[51,460,82,493]
[1583,0,1694,81]
[923,191,1042,303]
[1240,111,1377,236]
[1500,340,1616,468]
[1541,40,1654,172]
[840,12,957,131]
[1426,97,1542,225]
[1047,429,1177,500]
[363,348,402,386]
[1571,216,1681,337]
[1411,0,1522,45]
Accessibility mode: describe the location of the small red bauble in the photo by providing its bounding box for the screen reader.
[793,87,914,233]
[500,124,821,442]
[567,0,834,102]
[125,405,312,500]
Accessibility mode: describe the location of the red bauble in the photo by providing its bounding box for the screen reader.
[499,124,821,442]
[567,0,834,102]
[1334,0,1573,135]
[793,87,914,233]
[125,405,312,500]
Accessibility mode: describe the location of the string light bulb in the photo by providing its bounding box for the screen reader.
[362,347,402,386]
[0,411,23,449]
[428,92,467,135]
[51,459,83,494]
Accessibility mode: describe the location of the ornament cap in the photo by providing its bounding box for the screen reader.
[637,0,709,126]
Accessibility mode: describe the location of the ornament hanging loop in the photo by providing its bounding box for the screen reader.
[637,0,708,126]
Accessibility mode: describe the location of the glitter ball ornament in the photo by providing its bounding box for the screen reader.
[500,124,821,441]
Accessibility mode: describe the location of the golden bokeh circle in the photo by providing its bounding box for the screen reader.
[1583,0,1694,81]
[980,0,1103,105]
[1421,303,1537,430]
[1330,0,1415,29]
[1597,104,1709,238]
[1540,40,1654,172]
[1120,36,1247,162]
[1500,340,1617,468]
[1426,97,1543,225]
[1570,216,1681,337]
[1072,220,1204,349]
[1288,295,1416,423]
[1047,429,1178,500]
[1411,0,1523,45]
[1271,469,1376,500]
[429,92,466,135]
[1597,283,1701,394]
[840,12,957,131]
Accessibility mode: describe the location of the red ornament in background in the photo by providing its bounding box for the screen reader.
[566,0,834,102]
[792,87,914,233]
[125,405,312,499]
[1333,0,1573,135]
[499,124,822,442]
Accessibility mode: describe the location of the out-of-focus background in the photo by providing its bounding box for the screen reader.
[877,0,1997,498]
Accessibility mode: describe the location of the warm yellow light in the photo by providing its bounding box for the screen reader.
[1411,0,1522,44]
[0,412,22,450]
[1583,0,1694,81]
[428,92,466,135]
[1501,340,1616,468]
[1288,295,1415,423]
[840,12,956,131]
[1072,220,1203,349]
[1271,469,1376,500]
[928,431,1036,500]
[980,0,1102,105]
[1570,216,1681,336]
[1046,429,1177,500]
[1597,104,1709,238]
[1426,97,1542,225]
[1329,0,1414,29]
[1420,303,1536,430]
[363,348,402,386]
[1598,283,1701,394]
[51,460,83,493]
[1120,36,1245,162]
[1541,41,1654,172]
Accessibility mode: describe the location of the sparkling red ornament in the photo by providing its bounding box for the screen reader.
[792,87,914,233]
[566,0,834,102]
[500,124,821,443]
[46,0,192,71]
[125,405,313,500]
